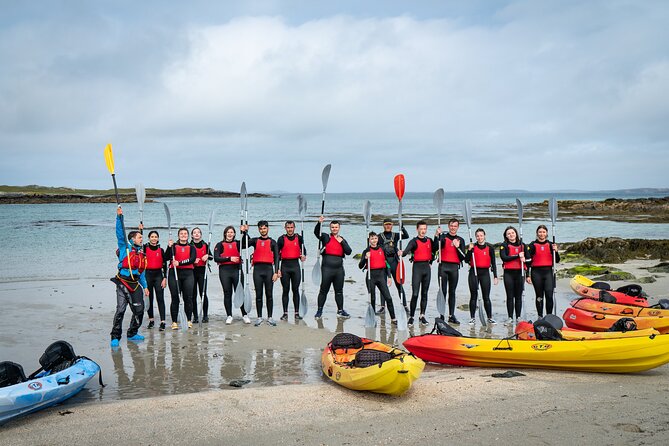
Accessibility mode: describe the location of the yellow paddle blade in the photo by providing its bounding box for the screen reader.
[104,143,115,174]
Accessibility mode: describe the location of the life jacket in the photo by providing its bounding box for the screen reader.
[218,241,241,265]
[502,242,523,270]
[252,238,274,264]
[193,242,208,267]
[174,243,194,269]
[280,235,301,260]
[379,232,396,256]
[413,238,433,262]
[440,235,461,263]
[119,245,147,273]
[144,244,164,270]
[531,241,553,267]
[368,247,387,270]
[324,236,344,257]
[469,244,491,269]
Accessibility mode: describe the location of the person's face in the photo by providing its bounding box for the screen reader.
[475,231,486,244]
[225,228,235,241]
[285,223,295,236]
[178,229,189,242]
[132,233,143,246]
[417,224,427,237]
[537,228,548,241]
[258,225,269,237]
[191,228,202,241]
[505,229,517,243]
[448,221,459,235]
[369,234,378,247]
[149,233,159,245]
[383,222,393,232]
[330,223,340,236]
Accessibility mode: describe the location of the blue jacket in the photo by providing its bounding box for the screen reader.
[116,214,147,288]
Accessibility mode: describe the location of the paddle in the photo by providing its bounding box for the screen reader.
[434,188,446,317]
[135,183,145,227]
[103,144,133,280]
[393,175,406,286]
[363,200,376,328]
[198,210,215,328]
[297,195,308,318]
[233,183,246,308]
[312,164,331,285]
[549,197,558,316]
[164,203,188,332]
[464,199,487,327]
[516,198,527,322]
[241,182,253,314]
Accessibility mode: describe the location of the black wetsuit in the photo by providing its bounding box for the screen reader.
[526,240,560,317]
[434,233,466,317]
[499,241,525,319]
[191,240,212,322]
[244,235,279,318]
[314,222,353,312]
[277,234,307,314]
[165,242,196,322]
[143,243,167,322]
[379,227,409,307]
[402,237,436,317]
[213,240,248,317]
[359,246,396,319]
[464,243,498,319]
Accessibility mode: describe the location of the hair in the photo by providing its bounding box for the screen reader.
[448,218,460,225]
[368,231,378,238]
[257,220,269,228]
[191,227,201,236]
[284,220,295,226]
[330,220,340,226]
[178,227,189,236]
[475,228,486,236]
[503,226,518,243]
[127,231,141,242]
[223,226,236,238]
[416,220,427,228]
[148,230,159,238]
[536,224,548,234]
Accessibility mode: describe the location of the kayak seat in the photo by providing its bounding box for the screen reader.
[0,361,26,389]
[591,281,611,290]
[433,318,463,337]
[599,290,617,304]
[615,284,643,297]
[353,349,393,368]
[533,320,563,341]
[658,299,669,310]
[331,333,363,350]
[608,317,637,332]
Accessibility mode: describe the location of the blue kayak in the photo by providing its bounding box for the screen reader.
[0,358,100,425]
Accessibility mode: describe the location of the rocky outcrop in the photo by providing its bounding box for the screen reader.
[563,238,669,263]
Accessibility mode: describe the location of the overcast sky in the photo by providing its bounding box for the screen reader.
[1,0,667,193]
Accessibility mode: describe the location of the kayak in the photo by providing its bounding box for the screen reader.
[322,333,424,396]
[403,332,669,373]
[570,298,669,318]
[563,307,669,333]
[570,275,649,307]
[515,320,660,340]
[0,358,100,425]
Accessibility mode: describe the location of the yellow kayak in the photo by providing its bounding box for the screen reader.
[322,333,424,396]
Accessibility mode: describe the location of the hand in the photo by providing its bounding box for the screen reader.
[526,277,532,284]
[365,252,370,259]
[144,288,150,296]
[453,239,460,248]
[518,252,525,260]
[138,223,144,231]
[171,260,179,269]
[435,227,442,236]
[493,277,499,286]
[387,278,393,286]
[231,256,240,263]
[300,255,306,262]
[277,270,282,278]
[168,239,174,248]
[161,278,167,289]
[201,254,209,262]
[397,250,403,256]
[468,243,474,250]
[117,206,123,215]
[318,216,325,223]
[272,273,279,282]
[240,224,248,232]
[553,244,559,251]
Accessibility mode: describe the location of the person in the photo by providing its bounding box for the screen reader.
[359,232,397,325]
[400,220,436,327]
[434,218,466,325]
[241,220,280,326]
[464,228,499,325]
[314,217,353,319]
[378,218,409,314]
[499,226,525,324]
[277,220,307,321]
[190,227,212,323]
[165,227,196,329]
[213,226,251,324]
[526,224,560,317]
[143,230,167,331]
[110,206,149,347]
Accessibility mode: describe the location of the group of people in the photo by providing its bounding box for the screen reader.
[109,206,559,345]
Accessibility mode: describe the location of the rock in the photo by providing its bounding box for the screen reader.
[563,238,669,263]
[647,262,669,273]
[491,370,525,378]
[556,264,613,279]
[229,379,251,388]
[637,276,657,283]
[593,271,636,281]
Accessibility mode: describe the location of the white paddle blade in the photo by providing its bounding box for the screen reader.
[464,200,473,227]
[233,282,244,308]
[163,203,171,229]
[365,303,377,328]
[179,305,189,331]
[477,299,487,327]
[240,182,248,212]
[312,260,321,285]
[363,200,372,227]
[395,301,408,331]
[433,188,444,214]
[135,183,145,208]
[515,198,524,222]
[436,289,446,316]
[549,197,558,224]
[297,194,306,218]
[299,291,308,318]
[321,164,332,191]
[243,287,253,314]
[208,210,216,234]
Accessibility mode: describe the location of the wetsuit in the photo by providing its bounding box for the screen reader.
[359,246,396,319]
[434,232,466,317]
[143,243,167,322]
[213,240,248,317]
[379,227,409,307]
[464,243,498,319]
[499,241,525,319]
[244,235,279,318]
[314,222,353,312]
[111,214,147,340]
[165,241,196,322]
[526,240,560,317]
[277,234,307,314]
[191,240,212,322]
[402,237,436,318]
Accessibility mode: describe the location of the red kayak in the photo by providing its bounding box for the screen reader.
[563,307,669,333]
[570,298,669,318]
[570,275,649,307]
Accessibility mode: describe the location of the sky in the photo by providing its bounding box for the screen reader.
[1,0,668,193]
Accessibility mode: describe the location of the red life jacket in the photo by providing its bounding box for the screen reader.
[413,238,433,262]
[144,245,164,270]
[218,241,241,265]
[369,247,387,270]
[531,241,553,267]
[469,244,491,269]
[194,242,208,267]
[280,235,301,260]
[121,246,147,273]
[441,235,461,263]
[252,238,274,264]
[502,243,523,270]
[174,243,194,269]
[324,236,344,257]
